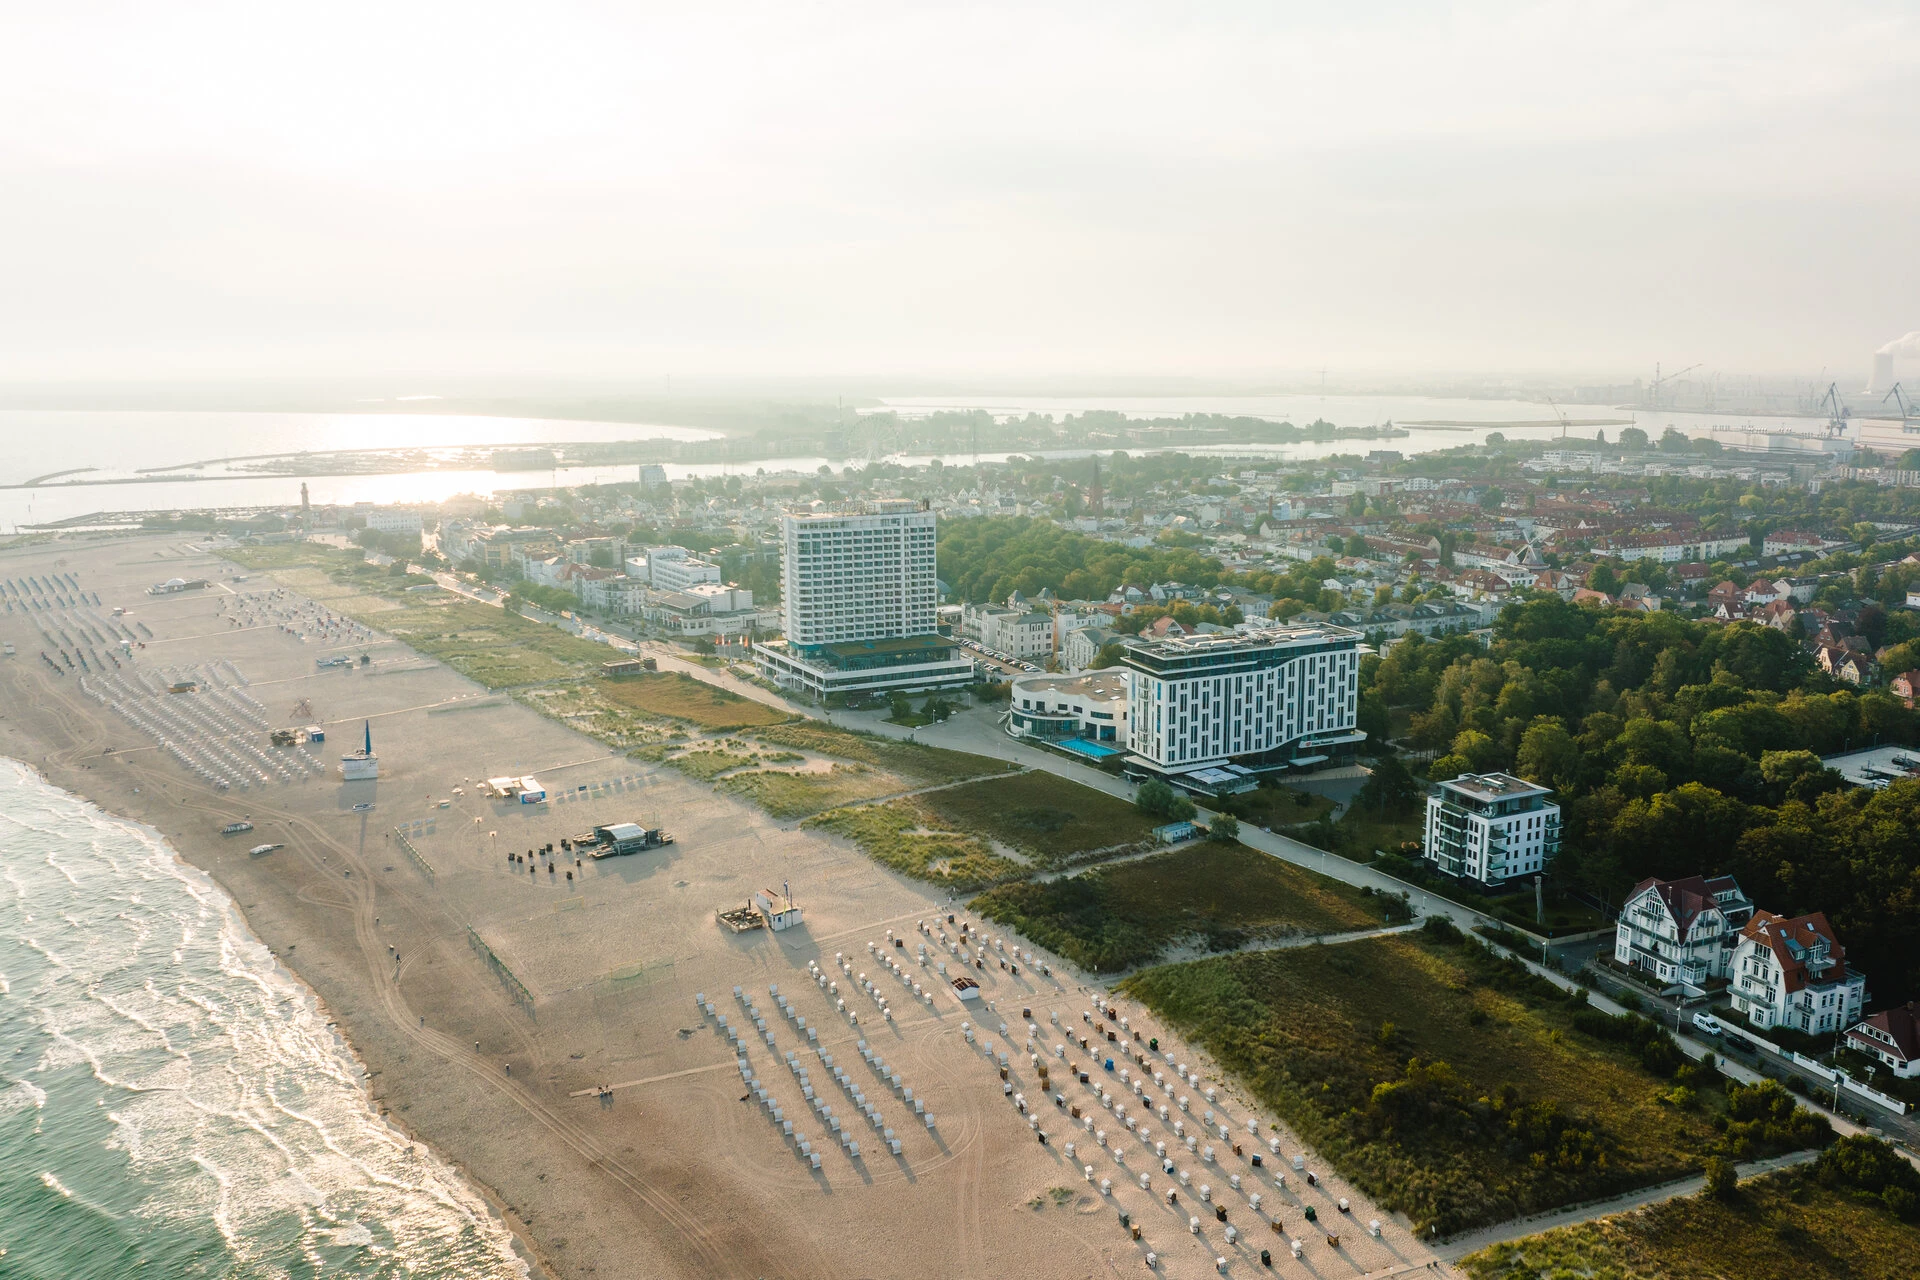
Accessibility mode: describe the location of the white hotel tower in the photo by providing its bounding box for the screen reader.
[753,501,974,700]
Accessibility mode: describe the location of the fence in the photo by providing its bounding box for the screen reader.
[394,833,436,884]
[467,926,535,1019]
[1717,1020,1907,1115]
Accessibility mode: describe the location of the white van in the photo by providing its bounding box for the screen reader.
[1692,1012,1723,1036]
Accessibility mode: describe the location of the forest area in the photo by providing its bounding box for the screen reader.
[1368,599,1920,1008]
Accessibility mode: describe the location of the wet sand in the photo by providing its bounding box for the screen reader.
[0,532,1444,1279]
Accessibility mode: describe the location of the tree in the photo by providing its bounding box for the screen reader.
[1515,719,1582,796]
[1209,814,1241,842]
[1135,780,1196,823]
[1619,426,1649,450]
[1702,1156,1737,1200]
[1355,754,1420,818]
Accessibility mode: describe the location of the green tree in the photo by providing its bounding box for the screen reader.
[1355,754,1420,818]
[1515,718,1582,795]
[1135,780,1196,823]
[1619,426,1648,450]
[1209,813,1241,843]
[1702,1156,1737,1200]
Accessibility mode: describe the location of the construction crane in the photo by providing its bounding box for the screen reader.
[1649,362,1701,408]
[1547,397,1572,438]
[1821,383,1851,438]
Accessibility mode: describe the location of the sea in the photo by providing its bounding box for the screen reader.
[0,758,528,1280]
[0,395,1841,532]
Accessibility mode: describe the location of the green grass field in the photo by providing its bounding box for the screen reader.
[1215,785,1336,829]
[1120,925,1828,1235]
[750,722,1005,785]
[971,842,1388,971]
[804,801,1025,889]
[598,672,790,730]
[917,771,1158,868]
[1462,1170,1920,1280]
[718,763,909,819]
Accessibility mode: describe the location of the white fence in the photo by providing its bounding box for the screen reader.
[1715,1021,1907,1115]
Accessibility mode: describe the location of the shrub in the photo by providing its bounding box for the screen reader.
[1209,813,1241,843]
[1136,780,1196,822]
[1703,1156,1738,1200]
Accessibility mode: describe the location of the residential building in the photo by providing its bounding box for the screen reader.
[1846,1003,1920,1079]
[1613,875,1754,989]
[475,527,559,571]
[580,575,652,615]
[1730,910,1867,1035]
[1063,625,1121,672]
[1119,624,1365,778]
[1007,671,1130,744]
[643,585,768,637]
[636,546,724,592]
[754,502,972,699]
[983,609,1055,660]
[358,506,424,535]
[1421,772,1561,886]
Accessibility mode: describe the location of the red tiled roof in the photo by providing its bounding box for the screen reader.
[1742,910,1851,994]
[1848,1002,1919,1064]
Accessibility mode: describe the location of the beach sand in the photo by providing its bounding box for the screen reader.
[0,532,1443,1279]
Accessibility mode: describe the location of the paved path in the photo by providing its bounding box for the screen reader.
[1431,1150,1821,1261]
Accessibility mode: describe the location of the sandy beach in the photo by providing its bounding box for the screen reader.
[0,532,1444,1279]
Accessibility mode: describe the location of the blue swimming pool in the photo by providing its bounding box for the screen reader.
[1057,738,1121,760]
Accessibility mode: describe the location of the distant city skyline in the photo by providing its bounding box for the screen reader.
[2,3,1915,381]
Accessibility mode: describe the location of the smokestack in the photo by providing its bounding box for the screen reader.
[1870,351,1895,394]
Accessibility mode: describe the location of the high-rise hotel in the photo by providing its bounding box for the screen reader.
[1117,623,1367,783]
[753,501,975,700]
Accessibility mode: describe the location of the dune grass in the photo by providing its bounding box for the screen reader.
[971,841,1389,972]
[750,722,1005,785]
[1120,923,1827,1236]
[918,771,1157,868]
[718,763,909,819]
[597,672,789,730]
[804,800,1024,889]
[1462,1169,1920,1280]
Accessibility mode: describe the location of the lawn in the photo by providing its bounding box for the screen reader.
[718,763,909,819]
[598,672,790,730]
[1462,1168,1920,1280]
[918,771,1158,868]
[970,841,1392,972]
[804,801,1025,890]
[1119,922,1829,1235]
[380,602,614,688]
[750,723,1005,786]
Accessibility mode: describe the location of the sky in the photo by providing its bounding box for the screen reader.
[1,1,1916,385]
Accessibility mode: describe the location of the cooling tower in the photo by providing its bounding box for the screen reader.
[1870,351,1895,394]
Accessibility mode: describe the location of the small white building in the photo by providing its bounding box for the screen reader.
[1730,910,1866,1035]
[755,887,803,931]
[1846,1003,1919,1079]
[1421,772,1560,886]
[1613,875,1753,989]
[1007,670,1130,744]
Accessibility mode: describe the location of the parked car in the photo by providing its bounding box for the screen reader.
[1692,1012,1723,1036]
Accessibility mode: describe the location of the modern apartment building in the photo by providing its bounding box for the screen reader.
[754,502,972,699]
[1421,772,1561,886]
[1007,671,1129,744]
[637,546,723,592]
[1117,624,1365,778]
[1730,910,1867,1035]
[1613,874,1754,989]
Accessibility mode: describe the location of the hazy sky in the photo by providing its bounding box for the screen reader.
[3,2,1916,383]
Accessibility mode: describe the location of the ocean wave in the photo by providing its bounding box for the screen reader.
[0,757,529,1278]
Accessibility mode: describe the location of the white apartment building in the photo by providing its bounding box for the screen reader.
[1422,773,1560,886]
[1119,624,1365,777]
[1007,671,1129,744]
[1730,910,1867,1036]
[1613,875,1754,989]
[755,502,972,699]
[779,502,937,646]
[359,507,424,535]
[634,546,723,592]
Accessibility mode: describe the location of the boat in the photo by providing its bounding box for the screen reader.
[221,821,254,835]
[248,843,284,857]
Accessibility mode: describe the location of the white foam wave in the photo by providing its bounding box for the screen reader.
[0,758,529,1278]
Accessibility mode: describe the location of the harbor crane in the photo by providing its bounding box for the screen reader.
[1547,397,1573,437]
[1822,383,1851,438]
[1885,384,1916,423]
[1649,362,1701,408]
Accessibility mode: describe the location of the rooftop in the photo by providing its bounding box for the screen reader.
[1125,623,1361,659]
[1011,670,1129,700]
[1438,772,1554,802]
